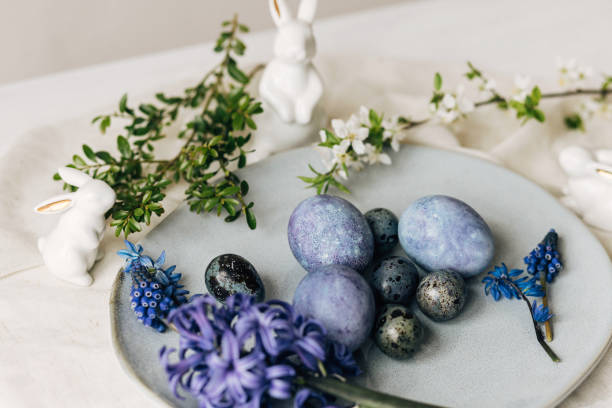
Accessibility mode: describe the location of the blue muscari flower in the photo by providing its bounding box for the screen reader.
[482,263,544,301]
[524,229,563,283]
[119,240,189,333]
[532,301,553,323]
[159,294,361,408]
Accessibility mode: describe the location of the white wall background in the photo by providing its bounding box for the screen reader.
[0,0,405,85]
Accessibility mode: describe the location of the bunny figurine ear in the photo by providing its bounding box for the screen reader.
[269,0,292,26]
[34,194,74,214]
[297,0,317,23]
[58,167,92,188]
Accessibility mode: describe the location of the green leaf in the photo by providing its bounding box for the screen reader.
[72,155,86,167]
[245,117,257,130]
[223,201,237,217]
[434,73,442,91]
[531,86,542,104]
[232,113,245,130]
[238,152,247,168]
[95,151,114,164]
[128,217,142,232]
[219,186,240,196]
[100,116,111,134]
[238,24,249,32]
[240,180,249,195]
[245,206,256,230]
[134,208,144,217]
[564,113,585,131]
[227,60,249,84]
[119,94,128,113]
[533,109,546,122]
[82,145,97,161]
[117,135,131,158]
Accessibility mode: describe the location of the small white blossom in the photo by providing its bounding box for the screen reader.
[512,74,531,102]
[358,106,372,126]
[382,114,404,152]
[556,57,592,87]
[363,144,392,165]
[430,84,474,124]
[331,117,368,155]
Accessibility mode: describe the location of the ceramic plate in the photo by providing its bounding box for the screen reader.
[110,146,612,408]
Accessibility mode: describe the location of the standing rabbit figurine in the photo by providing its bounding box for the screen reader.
[34,167,116,286]
[260,0,323,124]
[248,0,326,162]
[559,145,612,231]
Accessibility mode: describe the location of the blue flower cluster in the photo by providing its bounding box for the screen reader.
[482,263,544,301]
[118,241,189,332]
[524,229,563,283]
[159,294,360,408]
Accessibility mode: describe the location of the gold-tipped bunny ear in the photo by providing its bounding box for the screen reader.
[34,194,74,214]
[58,167,91,188]
[596,166,612,182]
[270,0,291,26]
[297,0,317,23]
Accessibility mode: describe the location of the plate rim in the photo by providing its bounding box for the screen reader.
[109,145,612,408]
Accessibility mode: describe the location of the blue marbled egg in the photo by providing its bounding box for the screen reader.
[288,195,374,273]
[398,195,494,278]
[293,264,375,351]
[365,208,399,255]
[204,254,265,303]
[416,270,467,321]
[368,256,419,305]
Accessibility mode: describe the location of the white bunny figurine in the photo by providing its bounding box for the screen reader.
[260,0,323,125]
[34,167,116,286]
[559,145,612,231]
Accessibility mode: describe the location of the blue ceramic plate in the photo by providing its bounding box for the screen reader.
[110,146,612,408]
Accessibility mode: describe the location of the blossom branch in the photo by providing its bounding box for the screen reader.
[302,59,612,194]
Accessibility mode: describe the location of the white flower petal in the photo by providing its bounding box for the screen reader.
[442,94,456,109]
[352,139,366,155]
[379,153,392,165]
[391,138,400,152]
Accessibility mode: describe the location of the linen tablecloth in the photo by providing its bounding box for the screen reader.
[2,1,612,406]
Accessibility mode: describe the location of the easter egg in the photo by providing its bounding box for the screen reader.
[398,195,494,278]
[374,304,424,359]
[368,256,419,305]
[365,208,399,255]
[288,195,374,273]
[293,264,375,351]
[204,254,265,303]
[416,270,466,321]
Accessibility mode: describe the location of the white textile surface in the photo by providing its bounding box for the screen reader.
[2,1,612,407]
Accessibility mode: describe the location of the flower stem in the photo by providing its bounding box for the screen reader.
[505,279,560,362]
[539,274,553,342]
[299,376,446,408]
[401,87,612,131]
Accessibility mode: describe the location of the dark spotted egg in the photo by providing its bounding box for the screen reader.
[368,256,419,305]
[416,270,466,321]
[374,304,424,359]
[365,208,399,255]
[204,254,265,303]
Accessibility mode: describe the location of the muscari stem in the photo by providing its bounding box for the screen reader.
[299,376,445,408]
[505,279,560,362]
[539,274,553,342]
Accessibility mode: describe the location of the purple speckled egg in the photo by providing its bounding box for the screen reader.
[398,195,494,278]
[293,264,375,351]
[288,195,374,273]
